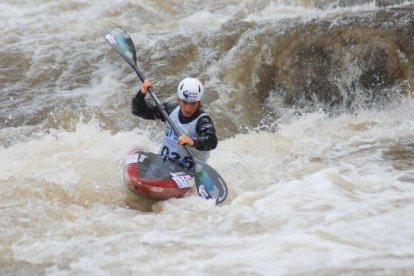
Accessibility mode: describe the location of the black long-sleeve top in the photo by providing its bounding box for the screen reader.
[132,91,218,151]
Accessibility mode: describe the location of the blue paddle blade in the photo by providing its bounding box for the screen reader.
[102,28,137,68]
[195,162,228,204]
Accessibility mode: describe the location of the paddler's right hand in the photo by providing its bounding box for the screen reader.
[139,79,154,94]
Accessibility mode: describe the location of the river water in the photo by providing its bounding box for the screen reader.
[1,0,414,275]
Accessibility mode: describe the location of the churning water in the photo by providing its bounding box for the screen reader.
[1,0,414,275]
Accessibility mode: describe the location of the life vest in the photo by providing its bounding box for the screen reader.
[159,106,209,168]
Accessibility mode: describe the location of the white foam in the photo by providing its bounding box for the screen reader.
[2,98,414,274]
[1,0,414,274]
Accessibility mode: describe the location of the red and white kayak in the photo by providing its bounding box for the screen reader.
[123,148,195,200]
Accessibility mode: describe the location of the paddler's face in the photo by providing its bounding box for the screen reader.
[179,99,200,118]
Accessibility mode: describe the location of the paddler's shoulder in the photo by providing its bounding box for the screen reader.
[164,102,179,115]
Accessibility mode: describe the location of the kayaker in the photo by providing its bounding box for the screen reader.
[132,77,218,169]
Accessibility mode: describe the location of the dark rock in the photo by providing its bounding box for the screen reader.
[377,0,406,7]
[249,7,414,110]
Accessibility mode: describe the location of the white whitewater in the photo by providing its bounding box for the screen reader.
[1,0,413,275]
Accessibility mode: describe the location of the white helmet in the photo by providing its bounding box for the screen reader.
[177,78,204,102]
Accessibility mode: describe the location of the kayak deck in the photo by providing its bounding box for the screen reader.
[123,148,195,200]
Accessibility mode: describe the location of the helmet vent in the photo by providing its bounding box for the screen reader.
[180,83,184,90]
[198,86,201,93]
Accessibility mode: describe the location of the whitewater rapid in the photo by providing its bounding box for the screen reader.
[1,0,414,275]
[2,97,414,274]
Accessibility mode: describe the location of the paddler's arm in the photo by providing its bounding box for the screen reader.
[176,116,217,150]
[192,116,218,151]
[132,79,176,121]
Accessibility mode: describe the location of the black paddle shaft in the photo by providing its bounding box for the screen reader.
[103,27,195,160]
[131,66,195,160]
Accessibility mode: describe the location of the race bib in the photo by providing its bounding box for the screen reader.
[170,172,192,189]
[125,153,139,164]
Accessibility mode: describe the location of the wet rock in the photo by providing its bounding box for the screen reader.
[252,7,414,110]
[309,0,406,9]
[377,0,406,7]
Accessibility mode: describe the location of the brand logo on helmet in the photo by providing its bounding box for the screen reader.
[182,90,198,101]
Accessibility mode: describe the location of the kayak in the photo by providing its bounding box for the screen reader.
[123,148,195,200]
[105,28,228,204]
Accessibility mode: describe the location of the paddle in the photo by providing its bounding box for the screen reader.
[102,27,228,204]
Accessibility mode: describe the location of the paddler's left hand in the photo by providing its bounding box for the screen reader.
[177,135,194,147]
